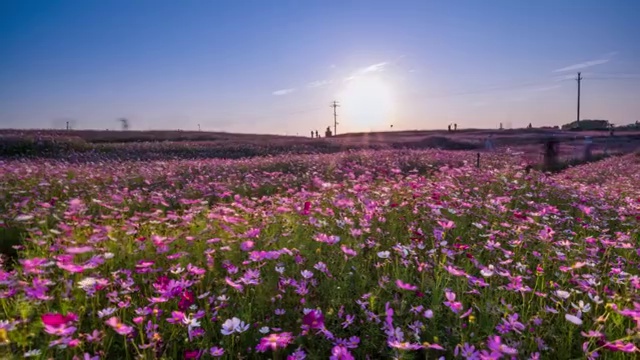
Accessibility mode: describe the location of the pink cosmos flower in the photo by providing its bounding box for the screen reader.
[225,277,244,292]
[135,260,155,269]
[395,279,418,291]
[105,317,134,336]
[603,340,638,353]
[240,241,255,251]
[209,347,225,357]
[444,265,467,277]
[44,324,77,337]
[487,335,518,355]
[443,290,463,313]
[438,220,455,229]
[65,246,94,254]
[256,332,294,352]
[330,345,355,360]
[167,311,186,324]
[314,233,340,245]
[340,245,357,257]
[388,341,423,350]
[56,262,85,273]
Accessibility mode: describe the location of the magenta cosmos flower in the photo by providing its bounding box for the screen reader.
[256,332,294,352]
[302,309,325,329]
[42,312,78,336]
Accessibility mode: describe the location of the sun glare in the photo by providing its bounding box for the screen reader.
[339,77,395,132]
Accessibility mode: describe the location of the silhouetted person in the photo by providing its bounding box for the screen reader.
[315,130,319,138]
[543,137,559,171]
[325,126,332,138]
[528,123,532,129]
[454,123,457,131]
[485,135,494,151]
[311,130,314,138]
[499,122,503,130]
[583,136,593,161]
[448,124,451,132]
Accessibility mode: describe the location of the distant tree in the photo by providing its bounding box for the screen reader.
[119,118,129,131]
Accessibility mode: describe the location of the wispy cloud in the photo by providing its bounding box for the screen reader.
[553,74,578,82]
[553,52,617,72]
[590,73,640,80]
[345,62,389,82]
[272,88,295,96]
[531,84,563,92]
[359,62,388,75]
[307,79,332,88]
[553,59,609,72]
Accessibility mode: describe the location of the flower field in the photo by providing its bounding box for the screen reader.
[0,149,639,359]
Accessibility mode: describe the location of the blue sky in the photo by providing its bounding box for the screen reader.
[1,0,639,134]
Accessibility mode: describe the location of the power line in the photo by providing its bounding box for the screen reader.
[331,100,340,135]
[408,79,554,100]
[584,75,640,81]
[576,72,582,124]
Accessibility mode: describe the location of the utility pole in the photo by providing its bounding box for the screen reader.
[331,100,340,136]
[576,72,582,125]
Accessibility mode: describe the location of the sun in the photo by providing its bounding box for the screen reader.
[338,76,395,132]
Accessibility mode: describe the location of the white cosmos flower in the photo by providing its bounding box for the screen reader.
[588,293,603,305]
[182,315,201,330]
[571,300,591,313]
[77,277,97,289]
[377,251,390,259]
[555,290,571,299]
[24,350,42,357]
[565,314,583,325]
[480,265,495,277]
[259,326,270,334]
[221,317,249,335]
[97,307,116,318]
[0,320,15,331]
[171,267,185,274]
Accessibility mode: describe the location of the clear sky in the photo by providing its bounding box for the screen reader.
[1,0,639,134]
